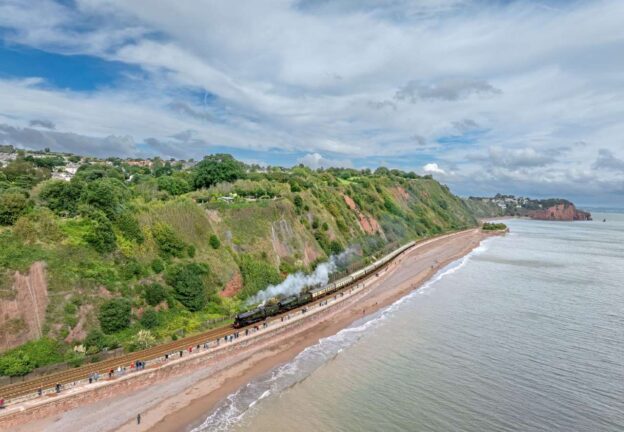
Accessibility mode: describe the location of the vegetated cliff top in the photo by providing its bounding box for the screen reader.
[0,149,477,375]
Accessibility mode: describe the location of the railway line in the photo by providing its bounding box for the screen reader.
[0,230,462,405]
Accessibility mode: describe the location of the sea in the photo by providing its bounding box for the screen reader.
[193,213,624,432]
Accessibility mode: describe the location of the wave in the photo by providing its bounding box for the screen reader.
[192,239,491,432]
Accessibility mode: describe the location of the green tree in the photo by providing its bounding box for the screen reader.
[165,263,210,311]
[38,180,84,216]
[192,154,245,189]
[81,177,130,219]
[140,308,160,329]
[293,195,303,209]
[85,211,117,253]
[84,329,106,353]
[238,255,282,298]
[98,298,132,334]
[151,258,165,274]
[144,283,167,306]
[157,175,191,196]
[209,234,221,249]
[152,222,186,257]
[0,190,31,225]
[116,212,144,243]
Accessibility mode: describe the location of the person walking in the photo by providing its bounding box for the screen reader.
[137,413,141,424]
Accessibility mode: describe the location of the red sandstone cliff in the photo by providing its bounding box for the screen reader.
[529,203,591,221]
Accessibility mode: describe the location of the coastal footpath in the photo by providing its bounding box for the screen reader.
[0,228,500,432]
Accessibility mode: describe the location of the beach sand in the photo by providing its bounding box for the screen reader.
[2,228,493,432]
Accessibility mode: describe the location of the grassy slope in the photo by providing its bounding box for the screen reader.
[0,171,477,364]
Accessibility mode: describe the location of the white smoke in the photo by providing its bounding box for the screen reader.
[248,248,354,305]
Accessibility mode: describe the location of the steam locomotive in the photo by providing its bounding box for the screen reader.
[233,240,416,328]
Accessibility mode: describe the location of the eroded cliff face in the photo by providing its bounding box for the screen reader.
[0,262,49,353]
[529,203,592,221]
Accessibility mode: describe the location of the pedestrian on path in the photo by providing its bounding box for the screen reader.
[137,413,141,424]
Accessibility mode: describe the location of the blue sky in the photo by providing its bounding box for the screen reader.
[0,0,623,205]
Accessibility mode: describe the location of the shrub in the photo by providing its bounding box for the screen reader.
[0,190,31,225]
[209,234,221,249]
[187,244,196,258]
[157,176,191,196]
[140,308,160,329]
[39,180,84,216]
[144,283,167,306]
[116,212,144,243]
[85,211,117,253]
[0,338,63,377]
[165,263,210,311]
[84,329,106,353]
[151,258,164,274]
[293,195,303,209]
[98,298,132,334]
[152,222,186,257]
[238,255,281,298]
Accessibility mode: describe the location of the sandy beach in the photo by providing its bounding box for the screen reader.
[1,228,495,432]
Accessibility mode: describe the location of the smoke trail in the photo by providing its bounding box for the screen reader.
[247,248,354,305]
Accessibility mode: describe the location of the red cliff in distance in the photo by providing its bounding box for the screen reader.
[529,203,592,221]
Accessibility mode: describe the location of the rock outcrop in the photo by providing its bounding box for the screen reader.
[529,203,592,221]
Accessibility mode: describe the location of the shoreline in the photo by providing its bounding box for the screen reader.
[1,229,498,432]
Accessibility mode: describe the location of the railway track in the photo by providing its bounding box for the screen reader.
[0,324,235,401]
[0,230,461,404]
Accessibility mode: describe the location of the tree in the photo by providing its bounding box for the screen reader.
[151,258,164,274]
[39,180,84,216]
[157,175,191,196]
[165,263,210,311]
[293,195,303,209]
[140,308,160,329]
[144,283,167,306]
[209,234,221,249]
[85,211,117,253]
[81,177,130,220]
[133,330,156,349]
[84,329,106,353]
[98,298,132,334]
[152,223,186,257]
[192,154,245,189]
[0,190,30,225]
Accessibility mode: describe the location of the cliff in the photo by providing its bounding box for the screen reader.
[528,203,592,221]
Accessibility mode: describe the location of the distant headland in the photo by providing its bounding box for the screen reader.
[465,194,592,221]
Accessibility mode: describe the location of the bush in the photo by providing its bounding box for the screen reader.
[98,298,132,334]
[187,244,196,258]
[157,176,191,196]
[144,283,167,306]
[85,211,117,253]
[39,180,84,217]
[151,258,164,274]
[165,263,210,311]
[293,195,303,209]
[329,240,343,255]
[0,190,31,225]
[209,234,221,249]
[482,222,507,231]
[0,338,63,377]
[140,308,160,329]
[238,255,282,298]
[81,177,130,220]
[152,222,186,257]
[116,212,144,243]
[84,329,106,353]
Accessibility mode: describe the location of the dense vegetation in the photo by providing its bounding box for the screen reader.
[482,222,508,231]
[0,148,477,376]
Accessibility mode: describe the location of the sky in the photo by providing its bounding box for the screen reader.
[0,0,623,205]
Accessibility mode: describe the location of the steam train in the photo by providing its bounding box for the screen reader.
[233,240,416,328]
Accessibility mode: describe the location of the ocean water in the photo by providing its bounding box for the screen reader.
[194,214,624,432]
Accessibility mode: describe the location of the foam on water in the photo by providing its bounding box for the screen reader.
[192,239,491,432]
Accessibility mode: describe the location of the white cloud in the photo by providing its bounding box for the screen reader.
[0,1,623,202]
[297,152,353,169]
[423,163,445,175]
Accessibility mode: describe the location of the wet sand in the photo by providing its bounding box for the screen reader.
[2,229,495,432]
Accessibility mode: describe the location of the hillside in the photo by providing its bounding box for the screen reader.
[0,150,477,376]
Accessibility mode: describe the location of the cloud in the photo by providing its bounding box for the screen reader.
[423,162,445,174]
[0,1,623,203]
[29,119,55,129]
[486,146,556,169]
[0,123,137,157]
[297,153,353,169]
[395,79,501,102]
[593,149,624,172]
